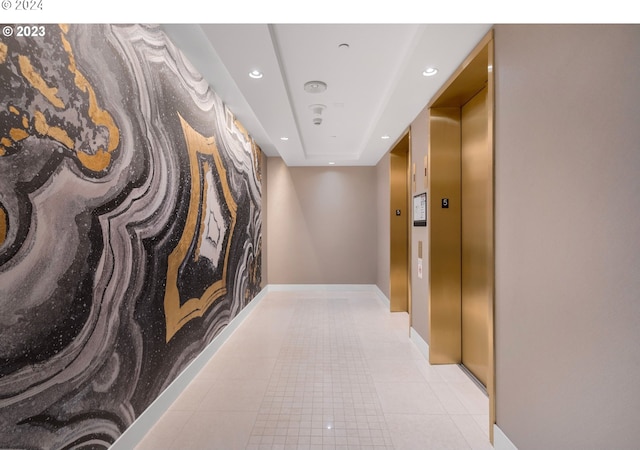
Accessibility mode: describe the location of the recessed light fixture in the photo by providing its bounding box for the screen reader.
[329,162,336,165]
[338,43,350,49]
[249,69,263,79]
[280,137,289,141]
[422,67,438,77]
[381,135,390,140]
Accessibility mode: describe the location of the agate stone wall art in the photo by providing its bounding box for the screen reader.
[0,24,262,449]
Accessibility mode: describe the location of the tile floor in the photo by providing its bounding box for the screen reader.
[136,289,492,450]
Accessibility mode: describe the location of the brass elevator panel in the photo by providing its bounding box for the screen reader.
[427,29,495,442]
[428,108,461,363]
[390,133,410,313]
[461,86,490,387]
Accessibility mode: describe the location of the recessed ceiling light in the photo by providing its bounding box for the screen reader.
[381,135,390,140]
[422,67,438,77]
[280,137,289,141]
[249,70,263,79]
[338,43,350,49]
[329,162,336,165]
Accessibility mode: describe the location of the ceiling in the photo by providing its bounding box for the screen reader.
[162,24,493,166]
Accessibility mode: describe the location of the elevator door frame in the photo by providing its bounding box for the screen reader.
[426,29,495,442]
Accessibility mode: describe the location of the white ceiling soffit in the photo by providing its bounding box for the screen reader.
[162,23,493,166]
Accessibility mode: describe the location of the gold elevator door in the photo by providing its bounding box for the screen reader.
[461,85,490,387]
[390,135,409,312]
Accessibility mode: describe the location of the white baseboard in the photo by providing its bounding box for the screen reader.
[372,285,390,307]
[410,327,430,360]
[494,424,518,450]
[110,286,269,450]
[267,283,378,292]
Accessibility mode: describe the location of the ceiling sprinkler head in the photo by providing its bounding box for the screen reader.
[309,104,326,116]
[304,80,328,94]
[309,104,326,125]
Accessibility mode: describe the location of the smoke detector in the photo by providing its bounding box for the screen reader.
[309,104,326,126]
[304,80,328,94]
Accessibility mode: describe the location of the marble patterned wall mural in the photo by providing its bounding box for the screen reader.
[0,24,263,448]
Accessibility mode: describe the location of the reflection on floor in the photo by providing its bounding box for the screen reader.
[136,289,492,450]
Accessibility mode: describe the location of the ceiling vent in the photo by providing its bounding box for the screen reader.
[304,80,328,94]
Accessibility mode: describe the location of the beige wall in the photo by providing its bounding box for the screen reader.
[266,157,378,284]
[374,109,430,332]
[261,151,268,287]
[376,153,391,298]
[494,25,640,449]
[409,108,430,340]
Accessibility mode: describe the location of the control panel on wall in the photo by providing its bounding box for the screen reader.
[413,192,426,226]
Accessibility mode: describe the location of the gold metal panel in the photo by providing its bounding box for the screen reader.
[390,133,410,312]
[426,31,496,444]
[428,107,461,364]
[407,130,413,326]
[461,85,490,387]
[486,36,496,444]
[429,30,494,109]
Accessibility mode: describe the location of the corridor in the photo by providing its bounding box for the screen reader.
[136,289,491,450]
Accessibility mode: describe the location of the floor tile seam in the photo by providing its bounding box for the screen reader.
[428,381,488,415]
[449,413,491,448]
[252,296,384,446]
[274,343,369,365]
[449,414,489,434]
[342,297,402,440]
[444,385,490,413]
[246,296,313,442]
[252,291,399,446]
[347,308,409,365]
[146,409,196,449]
[346,293,422,442]
[167,382,215,412]
[372,379,454,420]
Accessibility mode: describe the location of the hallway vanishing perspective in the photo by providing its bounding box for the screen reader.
[136,289,490,450]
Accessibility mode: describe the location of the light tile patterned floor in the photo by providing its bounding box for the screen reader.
[136,289,492,450]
